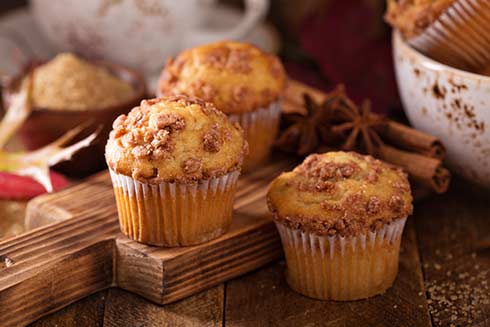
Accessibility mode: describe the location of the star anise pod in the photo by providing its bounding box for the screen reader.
[276,86,345,156]
[277,84,388,156]
[329,98,387,156]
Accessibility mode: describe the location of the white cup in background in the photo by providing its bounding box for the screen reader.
[30,0,269,77]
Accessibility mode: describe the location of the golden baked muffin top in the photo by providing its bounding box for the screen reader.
[267,152,413,236]
[105,95,247,183]
[26,53,136,111]
[158,41,286,114]
[385,0,454,38]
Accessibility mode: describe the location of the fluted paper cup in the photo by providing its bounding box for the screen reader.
[110,169,240,247]
[228,101,281,172]
[408,0,490,73]
[276,217,407,301]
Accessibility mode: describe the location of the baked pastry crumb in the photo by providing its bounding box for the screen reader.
[385,0,455,38]
[267,151,413,236]
[106,95,247,183]
[158,41,286,114]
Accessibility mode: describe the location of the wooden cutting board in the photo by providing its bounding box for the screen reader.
[0,157,295,327]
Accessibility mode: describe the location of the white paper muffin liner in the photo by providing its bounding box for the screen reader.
[409,0,490,72]
[228,100,281,171]
[276,217,407,300]
[110,169,240,247]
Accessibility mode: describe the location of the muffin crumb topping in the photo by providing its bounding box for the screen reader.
[267,151,413,236]
[385,0,455,38]
[182,158,202,176]
[158,41,286,114]
[203,124,222,153]
[106,95,247,183]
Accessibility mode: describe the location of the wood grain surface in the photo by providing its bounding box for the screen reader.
[0,166,482,326]
[21,179,490,327]
[0,158,293,327]
[224,220,431,327]
[18,177,488,327]
[414,180,490,327]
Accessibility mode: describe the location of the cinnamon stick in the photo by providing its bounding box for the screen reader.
[281,78,451,194]
[376,144,450,194]
[379,120,446,159]
[282,78,446,158]
[283,79,326,114]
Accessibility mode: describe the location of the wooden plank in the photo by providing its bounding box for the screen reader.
[29,291,107,327]
[0,238,115,327]
[224,220,432,327]
[414,178,490,327]
[0,158,293,326]
[25,171,113,230]
[116,197,283,304]
[25,159,291,306]
[102,287,224,327]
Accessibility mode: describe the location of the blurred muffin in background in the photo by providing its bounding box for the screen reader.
[385,0,490,73]
[385,0,454,38]
[158,41,286,171]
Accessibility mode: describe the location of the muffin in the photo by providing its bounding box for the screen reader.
[267,152,413,300]
[105,95,247,246]
[385,0,490,73]
[385,0,454,38]
[2,53,146,176]
[158,41,286,171]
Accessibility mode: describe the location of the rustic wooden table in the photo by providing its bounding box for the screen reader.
[20,178,487,327]
[0,2,489,326]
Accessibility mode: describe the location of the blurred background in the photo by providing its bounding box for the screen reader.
[0,0,398,238]
[0,0,398,114]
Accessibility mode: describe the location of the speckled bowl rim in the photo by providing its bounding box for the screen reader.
[394,30,490,83]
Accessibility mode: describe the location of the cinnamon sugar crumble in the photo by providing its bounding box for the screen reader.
[203,47,253,74]
[367,196,382,215]
[182,158,202,176]
[366,170,379,183]
[113,105,183,161]
[151,113,185,130]
[107,95,247,183]
[157,41,286,114]
[192,80,217,99]
[268,152,413,236]
[294,154,360,181]
[297,180,336,193]
[232,86,248,102]
[389,195,405,213]
[203,124,223,153]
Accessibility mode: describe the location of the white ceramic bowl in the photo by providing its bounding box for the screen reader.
[393,31,490,188]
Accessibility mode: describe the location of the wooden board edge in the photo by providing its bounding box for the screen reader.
[115,222,283,305]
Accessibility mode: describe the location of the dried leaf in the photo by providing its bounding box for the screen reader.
[0,74,33,148]
[0,125,100,192]
[0,72,100,192]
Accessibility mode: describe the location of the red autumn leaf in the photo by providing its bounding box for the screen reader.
[0,171,70,200]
